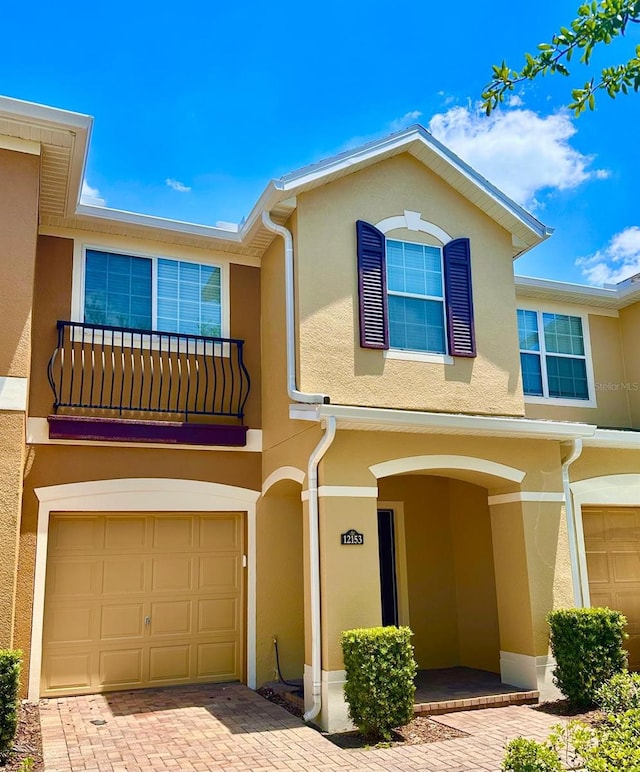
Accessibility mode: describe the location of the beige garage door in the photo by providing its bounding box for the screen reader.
[41,512,244,697]
[584,507,640,670]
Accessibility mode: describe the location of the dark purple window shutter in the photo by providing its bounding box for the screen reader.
[443,237,476,357]
[356,220,389,349]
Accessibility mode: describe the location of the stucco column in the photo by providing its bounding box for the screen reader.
[490,497,573,700]
[303,493,381,732]
[0,146,40,647]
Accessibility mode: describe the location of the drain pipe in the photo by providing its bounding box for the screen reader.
[561,439,584,606]
[303,415,336,723]
[261,211,327,404]
[261,209,333,722]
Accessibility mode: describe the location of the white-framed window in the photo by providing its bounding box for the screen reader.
[75,245,227,338]
[386,238,447,355]
[517,309,595,405]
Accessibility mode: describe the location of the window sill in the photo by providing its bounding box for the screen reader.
[383,349,454,365]
[524,396,597,409]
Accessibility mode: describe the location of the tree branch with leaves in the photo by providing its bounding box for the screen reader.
[482,0,640,115]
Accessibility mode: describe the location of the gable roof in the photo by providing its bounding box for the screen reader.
[0,96,551,258]
[259,124,553,257]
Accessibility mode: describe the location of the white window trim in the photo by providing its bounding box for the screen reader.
[518,306,597,408]
[375,210,453,362]
[71,241,231,340]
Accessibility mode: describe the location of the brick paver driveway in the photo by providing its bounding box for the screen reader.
[40,684,565,772]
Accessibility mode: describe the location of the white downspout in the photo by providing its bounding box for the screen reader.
[261,209,333,721]
[561,439,584,606]
[303,415,336,722]
[261,210,328,404]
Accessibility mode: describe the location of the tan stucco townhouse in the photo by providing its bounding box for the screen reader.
[1,95,639,732]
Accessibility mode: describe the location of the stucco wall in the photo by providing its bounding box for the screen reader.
[619,301,640,428]
[0,413,26,646]
[294,153,526,416]
[255,485,304,686]
[0,147,39,647]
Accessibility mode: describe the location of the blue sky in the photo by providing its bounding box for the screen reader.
[3,0,639,285]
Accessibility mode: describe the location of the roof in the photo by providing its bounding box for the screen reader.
[515,275,640,311]
[0,96,553,258]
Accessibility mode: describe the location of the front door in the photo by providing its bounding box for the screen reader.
[377,509,399,627]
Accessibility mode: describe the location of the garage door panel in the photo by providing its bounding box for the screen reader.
[50,517,102,552]
[46,606,94,644]
[45,652,92,691]
[100,604,145,640]
[150,600,192,636]
[198,598,238,634]
[152,556,193,592]
[585,507,640,671]
[607,511,640,542]
[43,512,244,697]
[99,649,144,687]
[198,555,239,592]
[153,517,193,550]
[104,517,147,551]
[149,644,190,682]
[197,641,239,679]
[612,552,640,582]
[199,516,240,550]
[102,558,146,595]
[586,552,609,583]
[48,560,96,597]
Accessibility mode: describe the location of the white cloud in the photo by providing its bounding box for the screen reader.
[389,110,422,133]
[80,180,105,206]
[166,178,191,193]
[576,226,640,285]
[427,105,607,210]
[507,94,523,107]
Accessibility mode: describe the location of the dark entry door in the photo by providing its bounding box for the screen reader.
[377,509,399,627]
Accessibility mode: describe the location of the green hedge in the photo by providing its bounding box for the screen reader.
[502,737,563,771]
[341,626,417,741]
[547,608,627,706]
[597,672,640,714]
[0,649,21,756]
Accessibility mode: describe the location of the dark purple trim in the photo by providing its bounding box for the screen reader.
[48,415,249,447]
[356,220,389,349]
[443,237,477,358]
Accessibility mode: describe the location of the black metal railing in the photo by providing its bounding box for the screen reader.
[47,320,251,420]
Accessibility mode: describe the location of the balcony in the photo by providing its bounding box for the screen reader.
[47,320,251,446]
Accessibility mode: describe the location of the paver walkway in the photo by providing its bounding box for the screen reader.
[40,684,566,772]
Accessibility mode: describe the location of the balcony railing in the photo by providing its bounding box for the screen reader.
[47,320,251,421]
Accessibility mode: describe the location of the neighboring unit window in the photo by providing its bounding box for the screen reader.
[84,249,222,336]
[517,309,589,400]
[387,239,446,354]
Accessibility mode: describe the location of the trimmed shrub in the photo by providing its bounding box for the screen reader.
[341,626,417,741]
[0,649,21,756]
[501,737,562,772]
[571,709,640,771]
[597,672,640,714]
[547,608,627,706]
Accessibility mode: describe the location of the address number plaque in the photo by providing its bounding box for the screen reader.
[340,529,364,545]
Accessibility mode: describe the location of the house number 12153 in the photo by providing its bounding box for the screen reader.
[340,529,364,545]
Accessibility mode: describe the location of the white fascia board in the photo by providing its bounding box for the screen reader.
[75,204,244,242]
[515,275,620,307]
[583,428,640,449]
[289,403,596,441]
[276,125,550,243]
[0,95,92,131]
[516,275,640,310]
